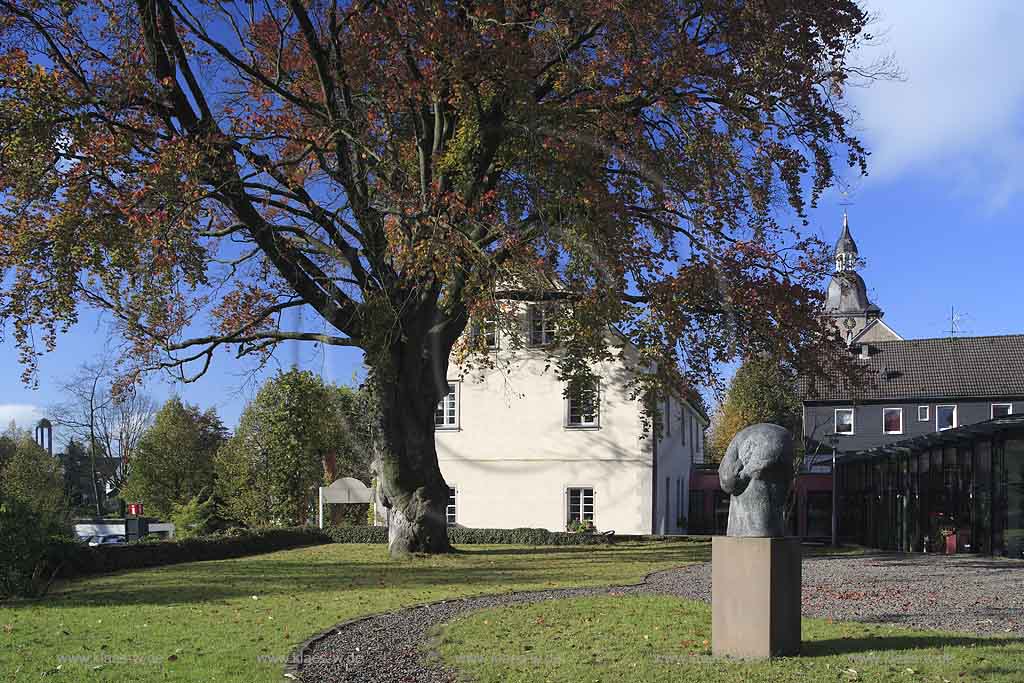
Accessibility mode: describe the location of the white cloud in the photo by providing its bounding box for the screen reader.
[848,2,1024,210]
[0,403,43,431]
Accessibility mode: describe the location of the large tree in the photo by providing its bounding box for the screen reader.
[49,359,157,512]
[216,369,347,527]
[0,1,882,555]
[707,356,802,463]
[121,396,226,519]
[0,430,67,527]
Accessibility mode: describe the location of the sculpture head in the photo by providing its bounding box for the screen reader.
[718,423,794,537]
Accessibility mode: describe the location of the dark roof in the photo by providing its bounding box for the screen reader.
[833,215,858,257]
[803,334,1024,402]
[838,412,1024,464]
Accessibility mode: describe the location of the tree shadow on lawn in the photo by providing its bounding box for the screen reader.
[802,633,1024,658]
[11,544,702,610]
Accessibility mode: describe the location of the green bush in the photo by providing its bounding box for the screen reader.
[323,525,615,546]
[449,527,613,546]
[169,495,218,540]
[0,498,73,599]
[59,527,330,579]
[325,524,388,544]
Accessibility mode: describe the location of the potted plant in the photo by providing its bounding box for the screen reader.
[939,525,957,554]
[568,519,595,534]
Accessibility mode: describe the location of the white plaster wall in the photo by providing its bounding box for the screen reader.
[653,399,707,534]
[437,340,656,535]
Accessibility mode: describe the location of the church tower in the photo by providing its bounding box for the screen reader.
[824,212,901,344]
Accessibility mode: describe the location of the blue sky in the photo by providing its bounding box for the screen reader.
[2,1,1023,433]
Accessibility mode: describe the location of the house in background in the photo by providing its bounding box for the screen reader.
[805,334,1024,554]
[436,304,708,536]
[798,213,1024,554]
[803,335,1024,458]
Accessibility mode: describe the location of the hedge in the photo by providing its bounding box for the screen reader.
[57,527,331,579]
[325,525,619,546]
[324,524,388,544]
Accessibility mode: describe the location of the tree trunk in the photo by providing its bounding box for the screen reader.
[371,302,460,558]
[375,368,453,557]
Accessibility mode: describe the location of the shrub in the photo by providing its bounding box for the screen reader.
[449,527,613,546]
[169,495,218,540]
[325,524,388,544]
[323,525,615,546]
[59,527,330,579]
[0,498,72,599]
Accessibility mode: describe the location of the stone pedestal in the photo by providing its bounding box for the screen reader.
[712,536,801,658]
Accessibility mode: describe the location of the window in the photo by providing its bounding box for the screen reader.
[446,487,457,525]
[528,305,556,346]
[917,405,929,422]
[435,383,459,429]
[993,403,1013,418]
[676,478,685,526]
[472,319,498,349]
[664,477,670,532]
[883,408,903,435]
[664,398,671,436]
[690,415,695,449]
[936,405,957,431]
[484,320,498,348]
[835,408,855,435]
[567,381,599,428]
[567,487,594,527]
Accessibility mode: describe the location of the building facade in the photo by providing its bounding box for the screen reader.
[835,414,1024,557]
[803,335,1024,458]
[801,215,1024,554]
[435,305,707,535]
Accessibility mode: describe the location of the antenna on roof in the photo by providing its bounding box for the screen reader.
[949,306,968,337]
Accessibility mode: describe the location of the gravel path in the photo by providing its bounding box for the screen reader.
[294,553,1024,682]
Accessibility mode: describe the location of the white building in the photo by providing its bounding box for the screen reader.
[436,305,708,535]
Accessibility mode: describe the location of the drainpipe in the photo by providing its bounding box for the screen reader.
[829,434,839,548]
[652,429,659,535]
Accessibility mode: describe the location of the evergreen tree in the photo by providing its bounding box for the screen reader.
[121,398,226,520]
[58,439,92,513]
[708,357,802,463]
[0,434,67,528]
[216,370,374,527]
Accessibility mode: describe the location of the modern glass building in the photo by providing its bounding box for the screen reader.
[835,413,1024,557]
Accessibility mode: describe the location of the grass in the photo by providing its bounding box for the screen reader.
[433,594,1024,682]
[0,540,709,682]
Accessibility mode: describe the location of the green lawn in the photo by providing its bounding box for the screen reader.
[0,540,708,682]
[434,594,1024,682]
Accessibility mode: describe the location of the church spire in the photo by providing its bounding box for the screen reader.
[834,210,859,272]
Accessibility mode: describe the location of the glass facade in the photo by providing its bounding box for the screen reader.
[836,424,1024,557]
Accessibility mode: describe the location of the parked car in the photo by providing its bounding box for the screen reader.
[86,534,126,547]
